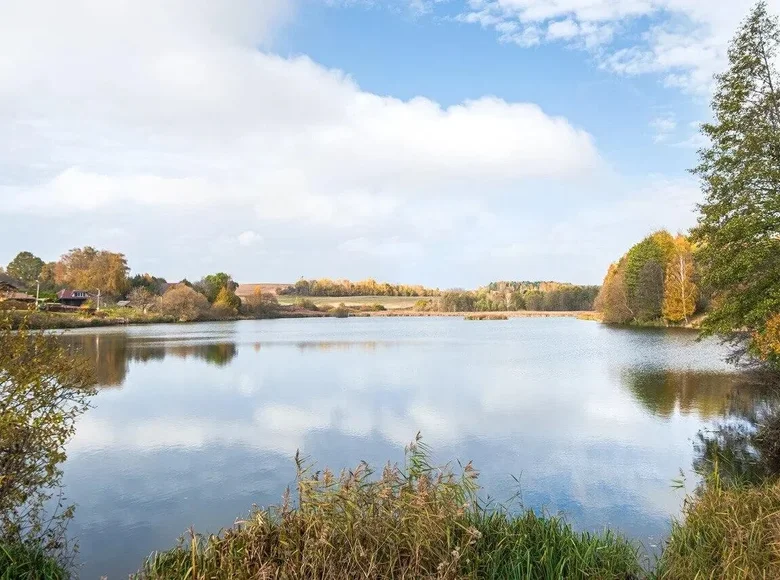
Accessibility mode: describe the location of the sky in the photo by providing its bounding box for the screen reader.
[0,0,776,287]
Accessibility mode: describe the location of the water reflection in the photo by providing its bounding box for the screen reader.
[58,332,239,387]
[56,318,773,578]
[622,369,765,419]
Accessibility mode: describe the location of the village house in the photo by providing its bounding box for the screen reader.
[0,273,34,303]
[56,289,93,307]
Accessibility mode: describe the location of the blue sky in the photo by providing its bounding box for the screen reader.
[0,0,774,287]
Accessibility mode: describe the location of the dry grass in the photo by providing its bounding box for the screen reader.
[134,436,641,580]
[658,477,780,579]
[464,313,509,321]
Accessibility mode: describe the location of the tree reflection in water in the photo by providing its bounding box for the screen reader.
[623,366,780,487]
[57,333,238,387]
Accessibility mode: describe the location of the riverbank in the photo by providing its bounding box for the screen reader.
[367,310,595,318]
[3,306,329,330]
[4,308,603,330]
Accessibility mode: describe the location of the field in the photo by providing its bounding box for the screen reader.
[276,295,427,310]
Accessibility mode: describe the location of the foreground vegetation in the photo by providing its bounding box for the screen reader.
[0,319,96,577]
[135,437,642,580]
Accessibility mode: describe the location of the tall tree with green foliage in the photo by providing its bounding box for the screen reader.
[691,2,780,362]
[6,252,44,289]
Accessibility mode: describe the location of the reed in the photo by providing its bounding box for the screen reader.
[464,313,508,321]
[135,436,640,579]
[657,476,780,579]
[0,543,68,580]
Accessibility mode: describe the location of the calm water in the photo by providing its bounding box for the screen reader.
[57,317,763,578]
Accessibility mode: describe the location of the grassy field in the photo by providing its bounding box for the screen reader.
[276,295,427,310]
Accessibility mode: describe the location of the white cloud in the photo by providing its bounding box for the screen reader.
[650,113,678,143]
[0,2,601,219]
[456,0,780,93]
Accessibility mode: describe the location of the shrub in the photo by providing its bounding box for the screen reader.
[293,298,319,311]
[0,317,96,565]
[240,292,280,318]
[330,304,350,318]
[160,286,210,322]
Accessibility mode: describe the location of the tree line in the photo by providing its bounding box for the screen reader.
[279,278,439,297]
[422,284,599,313]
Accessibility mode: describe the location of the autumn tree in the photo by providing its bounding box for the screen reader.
[196,273,238,303]
[241,289,280,318]
[129,273,168,295]
[54,247,130,297]
[38,262,58,292]
[128,287,158,313]
[6,252,44,289]
[754,314,780,363]
[663,237,698,323]
[212,286,241,315]
[595,262,633,323]
[634,260,665,322]
[160,285,209,322]
[0,318,96,558]
[690,2,780,361]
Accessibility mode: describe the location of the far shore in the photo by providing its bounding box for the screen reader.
[365,310,598,319]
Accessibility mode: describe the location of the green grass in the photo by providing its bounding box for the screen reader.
[277,295,428,310]
[134,437,641,579]
[0,544,68,580]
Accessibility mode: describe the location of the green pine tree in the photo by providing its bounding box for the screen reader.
[691,2,780,362]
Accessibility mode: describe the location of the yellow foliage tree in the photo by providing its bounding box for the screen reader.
[213,286,240,314]
[754,314,780,361]
[663,237,698,323]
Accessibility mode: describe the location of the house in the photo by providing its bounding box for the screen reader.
[57,289,93,307]
[0,272,23,296]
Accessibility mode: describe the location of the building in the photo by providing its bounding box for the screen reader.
[0,272,23,295]
[57,289,93,307]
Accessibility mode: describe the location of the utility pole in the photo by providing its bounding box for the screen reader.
[96,288,101,311]
[36,280,40,310]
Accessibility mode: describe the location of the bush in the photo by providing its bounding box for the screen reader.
[293,298,319,311]
[0,317,96,565]
[330,304,350,318]
[240,292,280,319]
[0,300,32,311]
[160,286,210,322]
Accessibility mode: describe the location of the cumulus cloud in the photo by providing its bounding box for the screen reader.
[0,0,711,285]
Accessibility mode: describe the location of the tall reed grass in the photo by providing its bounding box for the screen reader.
[135,435,641,579]
[657,473,780,579]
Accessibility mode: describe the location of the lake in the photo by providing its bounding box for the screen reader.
[57,317,763,578]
